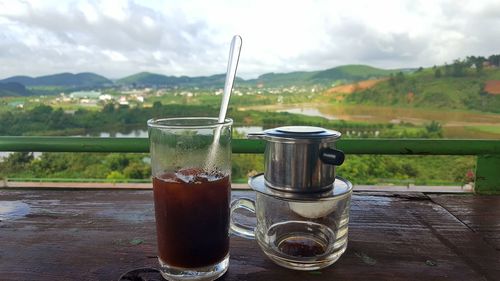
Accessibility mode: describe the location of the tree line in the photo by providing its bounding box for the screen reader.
[0,102,403,136]
[434,54,500,78]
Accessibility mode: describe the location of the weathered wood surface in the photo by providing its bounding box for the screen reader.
[1,181,473,193]
[0,189,499,281]
[429,194,500,250]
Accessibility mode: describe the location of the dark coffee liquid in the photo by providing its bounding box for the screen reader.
[278,236,326,257]
[153,168,230,268]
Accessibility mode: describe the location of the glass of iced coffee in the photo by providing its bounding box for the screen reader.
[148,117,232,281]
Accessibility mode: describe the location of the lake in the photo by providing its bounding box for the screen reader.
[79,126,264,138]
[0,126,264,159]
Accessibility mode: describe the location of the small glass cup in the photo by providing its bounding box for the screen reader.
[148,117,232,281]
[230,176,352,271]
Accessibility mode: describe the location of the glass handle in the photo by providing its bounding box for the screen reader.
[230,198,256,239]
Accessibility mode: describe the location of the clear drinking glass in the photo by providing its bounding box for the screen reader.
[148,117,232,281]
[230,177,352,271]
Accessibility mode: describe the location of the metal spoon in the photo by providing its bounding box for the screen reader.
[205,35,243,171]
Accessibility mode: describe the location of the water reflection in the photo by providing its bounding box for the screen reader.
[80,127,265,138]
[0,201,31,220]
[81,130,148,138]
[277,108,338,120]
[235,126,263,135]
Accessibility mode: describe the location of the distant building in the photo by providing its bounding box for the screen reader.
[8,101,24,108]
[180,91,193,97]
[119,96,129,105]
[99,94,113,101]
[70,90,101,99]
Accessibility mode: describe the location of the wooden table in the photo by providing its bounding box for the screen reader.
[1,189,499,281]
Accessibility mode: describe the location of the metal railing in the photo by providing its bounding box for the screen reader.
[0,137,499,194]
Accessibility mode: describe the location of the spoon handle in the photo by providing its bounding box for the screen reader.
[218,35,243,123]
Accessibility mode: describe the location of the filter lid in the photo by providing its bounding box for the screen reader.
[263,126,341,140]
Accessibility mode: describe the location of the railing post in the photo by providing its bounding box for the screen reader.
[475,154,500,195]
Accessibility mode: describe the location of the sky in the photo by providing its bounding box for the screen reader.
[0,0,499,79]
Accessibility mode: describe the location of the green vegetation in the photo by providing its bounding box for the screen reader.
[339,155,475,185]
[346,56,500,113]
[0,152,475,186]
[466,125,500,134]
[0,103,477,185]
[0,152,150,181]
[28,86,70,95]
[0,103,441,138]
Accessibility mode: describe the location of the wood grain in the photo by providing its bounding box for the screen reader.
[0,189,499,281]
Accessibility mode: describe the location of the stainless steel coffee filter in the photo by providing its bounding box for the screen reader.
[248,126,344,193]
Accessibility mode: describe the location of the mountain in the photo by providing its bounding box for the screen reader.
[116,72,244,88]
[116,72,179,86]
[1,72,112,88]
[247,71,318,87]
[0,82,32,97]
[310,65,396,82]
[0,64,399,91]
[246,65,400,87]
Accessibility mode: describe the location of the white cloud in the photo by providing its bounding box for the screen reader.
[102,50,128,62]
[78,1,99,23]
[0,0,499,79]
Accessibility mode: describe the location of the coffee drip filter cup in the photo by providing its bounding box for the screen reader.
[230,125,353,271]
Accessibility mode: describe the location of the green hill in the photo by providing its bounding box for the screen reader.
[310,65,397,82]
[248,71,318,87]
[345,66,500,113]
[246,65,401,87]
[0,65,401,91]
[1,72,112,88]
[116,72,178,86]
[118,65,398,88]
[0,82,32,97]
[116,72,244,88]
